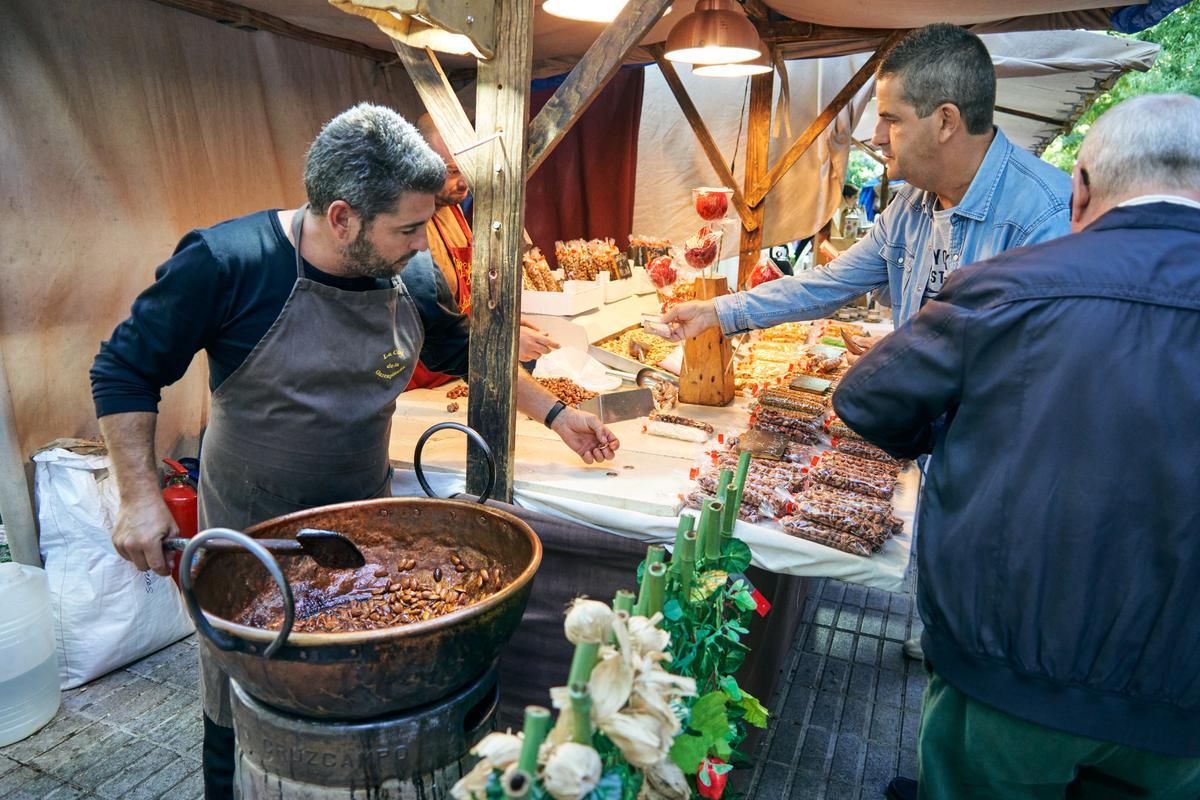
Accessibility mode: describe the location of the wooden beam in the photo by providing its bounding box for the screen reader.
[146,0,397,64]
[749,31,904,206]
[526,0,672,178]
[994,104,1064,127]
[757,20,898,44]
[738,68,775,289]
[646,44,759,233]
[391,42,485,186]
[465,0,533,501]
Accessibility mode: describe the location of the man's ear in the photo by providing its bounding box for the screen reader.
[325,200,357,242]
[1070,165,1091,233]
[937,103,962,143]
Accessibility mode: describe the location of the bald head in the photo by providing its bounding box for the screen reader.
[1071,94,1200,231]
[416,113,470,207]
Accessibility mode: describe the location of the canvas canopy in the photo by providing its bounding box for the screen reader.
[0,0,1162,476]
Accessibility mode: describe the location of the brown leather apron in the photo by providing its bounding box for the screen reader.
[198,206,422,725]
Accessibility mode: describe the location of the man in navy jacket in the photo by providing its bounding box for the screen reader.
[834,94,1200,798]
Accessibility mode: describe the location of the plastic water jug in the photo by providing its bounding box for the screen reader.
[0,562,61,746]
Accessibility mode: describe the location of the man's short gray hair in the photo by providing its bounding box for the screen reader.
[304,104,446,224]
[1078,94,1200,201]
[878,23,995,136]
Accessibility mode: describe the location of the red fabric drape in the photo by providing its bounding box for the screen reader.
[525,68,644,269]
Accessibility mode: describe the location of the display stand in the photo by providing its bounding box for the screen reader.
[680,276,735,406]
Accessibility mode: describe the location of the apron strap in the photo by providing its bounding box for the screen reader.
[292,203,309,279]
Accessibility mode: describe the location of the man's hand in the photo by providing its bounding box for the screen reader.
[111,493,177,576]
[519,319,559,361]
[662,300,719,342]
[550,407,620,464]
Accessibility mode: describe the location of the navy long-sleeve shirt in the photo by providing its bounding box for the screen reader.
[90,209,468,417]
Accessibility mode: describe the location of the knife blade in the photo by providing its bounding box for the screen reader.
[578,387,655,423]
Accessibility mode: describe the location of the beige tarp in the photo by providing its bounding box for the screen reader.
[0,0,423,458]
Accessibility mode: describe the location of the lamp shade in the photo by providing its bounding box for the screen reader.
[664,0,761,65]
[693,45,772,76]
[543,0,628,23]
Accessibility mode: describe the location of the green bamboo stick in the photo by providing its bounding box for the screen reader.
[503,768,532,799]
[517,706,551,775]
[679,530,697,603]
[721,481,738,543]
[672,515,695,574]
[612,589,635,615]
[716,468,733,503]
[704,501,724,562]
[695,499,716,565]
[567,641,600,687]
[635,545,666,615]
[734,450,751,496]
[644,562,667,617]
[570,682,593,744]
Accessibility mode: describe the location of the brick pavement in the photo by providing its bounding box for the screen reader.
[0,636,204,800]
[745,571,925,800]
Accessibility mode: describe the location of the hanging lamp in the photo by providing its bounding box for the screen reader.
[692,43,772,76]
[664,0,761,65]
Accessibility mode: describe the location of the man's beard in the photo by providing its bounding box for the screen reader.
[344,226,413,279]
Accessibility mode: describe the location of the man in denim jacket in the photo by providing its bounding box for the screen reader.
[664,23,1071,335]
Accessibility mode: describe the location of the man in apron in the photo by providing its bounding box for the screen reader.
[90,104,618,799]
[406,114,558,390]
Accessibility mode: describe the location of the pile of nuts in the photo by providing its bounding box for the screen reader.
[446,384,469,400]
[534,377,597,407]
[291,553,506,633]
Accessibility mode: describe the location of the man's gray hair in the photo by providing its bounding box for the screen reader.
[304,103,446,223]
[1078,94,1200,201]
[878,23,995,135]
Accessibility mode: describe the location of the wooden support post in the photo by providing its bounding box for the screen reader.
[465,0,533,501]
[737,68,775,289]
[879,166,891,212]
[646,44,758,233]
[526,0,672,178]
[748,30,904,206]
[391,43,484,187]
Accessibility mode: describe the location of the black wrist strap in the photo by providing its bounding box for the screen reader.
[544,400,568,429]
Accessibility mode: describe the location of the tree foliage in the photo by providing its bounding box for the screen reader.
[1042,1,1200,171]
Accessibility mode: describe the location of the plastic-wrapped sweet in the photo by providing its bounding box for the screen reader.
[647,255,677,289]
[692,187,732,221]
[748,259,784,289]
[683,227,722,270]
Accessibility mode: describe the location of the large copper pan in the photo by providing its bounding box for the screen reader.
[180,424,540,720]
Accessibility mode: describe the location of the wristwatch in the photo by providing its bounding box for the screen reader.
[543,400,567,429]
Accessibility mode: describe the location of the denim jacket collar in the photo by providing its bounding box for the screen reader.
[916,128,1011,222]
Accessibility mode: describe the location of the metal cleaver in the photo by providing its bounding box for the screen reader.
[578,387,655,423]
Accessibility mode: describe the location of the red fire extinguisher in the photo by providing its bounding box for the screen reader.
[162,458,198,585]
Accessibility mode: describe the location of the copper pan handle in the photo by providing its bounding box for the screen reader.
[414,422,495,504]
[178,528,295,659]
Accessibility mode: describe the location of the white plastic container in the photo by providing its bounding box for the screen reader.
[0,562,61,746]
[520,280,604,316]
[596,272,633,303]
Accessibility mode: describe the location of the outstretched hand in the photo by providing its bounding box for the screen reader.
[661,300,719,342]
[518,320,560,361]
[550,407,620,464]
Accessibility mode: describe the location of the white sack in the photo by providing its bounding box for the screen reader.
[34,448,193,689]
